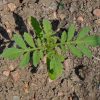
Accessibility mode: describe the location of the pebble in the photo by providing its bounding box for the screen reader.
[93,9,100,17]
[58,92,64,96]
[95,19,100,25]
[9,64,16,71]
[59,13,66,20]
[13,96,20,100]
[7,29,12,38]
[77,16,84,22]
[23,82,29,94]
[53,11,58,19]
[3,70,10,77]
[11,71,20,82]
[7,3,16,12]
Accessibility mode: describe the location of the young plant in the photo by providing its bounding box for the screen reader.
[1,16,100,80]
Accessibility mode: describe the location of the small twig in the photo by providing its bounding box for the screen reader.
[92,55,100,61]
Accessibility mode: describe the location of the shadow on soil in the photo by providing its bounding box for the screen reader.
[0,13,28,53]
[13,12,28,34]
[0,26,10,53]
[75,65,85,81]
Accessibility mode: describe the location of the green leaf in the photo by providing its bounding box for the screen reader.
[61,45,67,53]
[47,51,55,59]
[78,44,92,58]
[36,38,42,47]
[29,16,42,36]
[67,24,75,41]
[20,52,30,68]
[24,32,34,47]
[43,19,52,34]
[49,57,55,70]
[1,48,23,60]
[61,31,67,44]
[83,36,100,46]
[77,27,90,39]
[55,54,65,62]
[48,57,63,80]
[33,51,40,67]
[68,45,82,58]
[13,34,26,49]
[39,50,44,59]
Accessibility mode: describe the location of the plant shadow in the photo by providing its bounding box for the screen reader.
[74,65,85,81]
[0,26,10,53]
[13,12,28,34]
[0,13,28,53]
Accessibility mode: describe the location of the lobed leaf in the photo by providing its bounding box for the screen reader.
[36,38,42,47]
[29,16,42,36]
[39,50,44,59]
[48,57,63,80]
[77,27,90,40]
[61,31,67,44]
[83,36,100,46]
[1,48,23,60]
[33,51,40,67]
[24,32,34,47]
[67,24,75,41]
[68,45,82,58]
[20,52,30,68]
[77,44,92,58]
[13,34,26,49]
[43,19,52,34]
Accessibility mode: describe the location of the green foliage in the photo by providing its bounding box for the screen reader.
[13,34,26,49]
[24,32,34,47]
[1,16,100,80]
[20,52,30,68]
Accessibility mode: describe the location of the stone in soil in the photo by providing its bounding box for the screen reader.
[7,3,16,12]
[77,16,84,22]
[95,19,100,25]
[93,9,100,17]
[11,70,20,82]
[9,64,16,71]
[13,96,20,100]
[3,70,10,77]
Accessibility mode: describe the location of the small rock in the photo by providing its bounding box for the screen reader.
[9,64,16,71]
[11,71,20,82]
[95,19,100,25]
[7,29,12,38]
[3,70,10,77]
[70,3,77,13]
[53,11,58,19]
[13,96,20,100]
[77,16,84,22]
[59,13,66,20]
[93,9,100,17]
[58,92,64,96]
[23,82,29,94]
[7,3,16,12]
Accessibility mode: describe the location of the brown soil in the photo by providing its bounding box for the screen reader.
[0,0,100,100]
